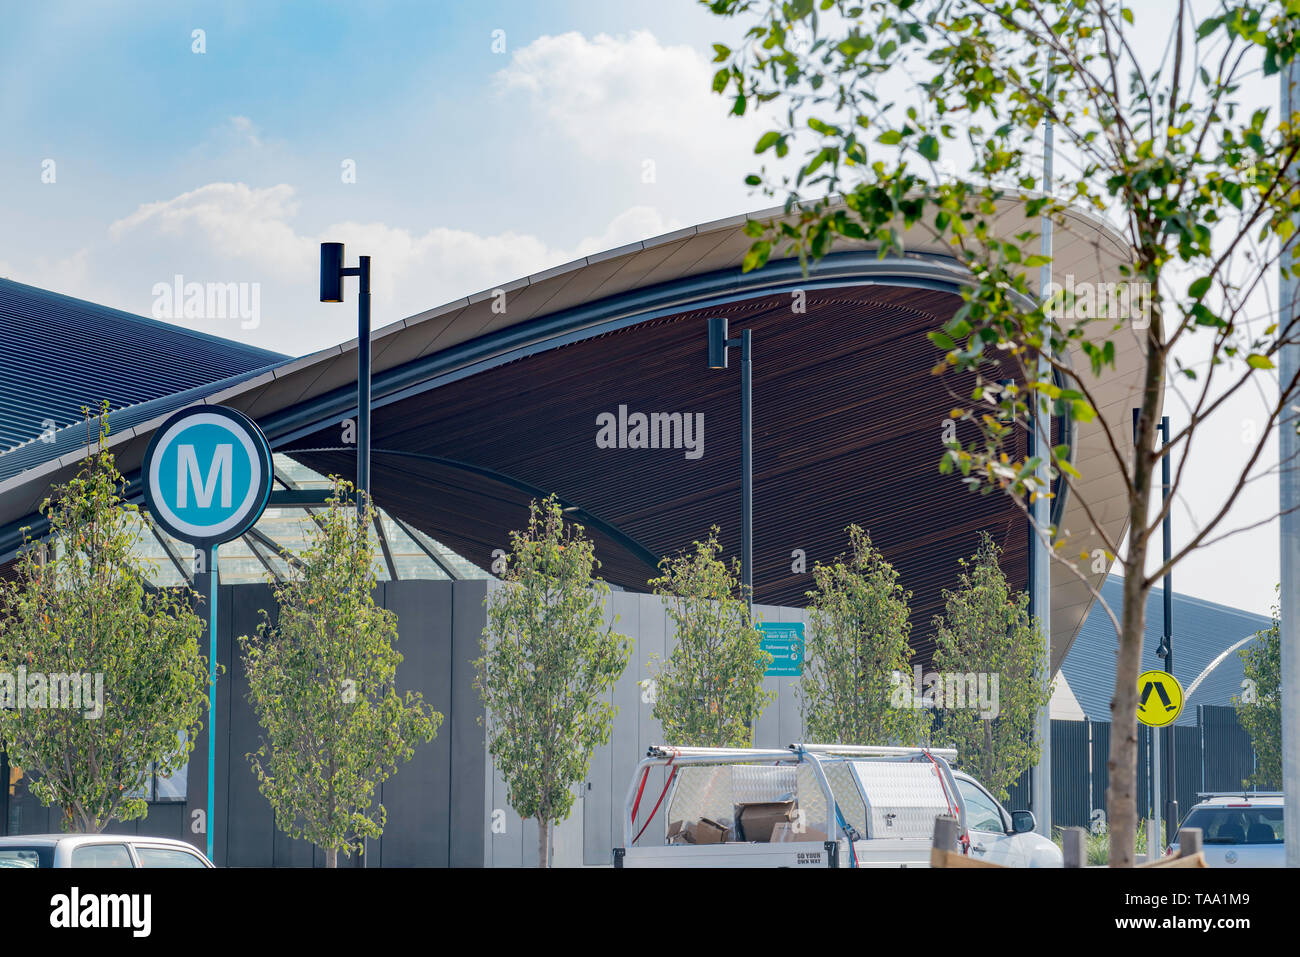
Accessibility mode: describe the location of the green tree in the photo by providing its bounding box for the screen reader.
[1235,592,1280,789]
[476,496,632,868]
[649,527,774,747]
[930,533,1052,801]
[800,524,928,745]
[706,0,1300,865]
[0,409,207,832]
[239,479,441,868]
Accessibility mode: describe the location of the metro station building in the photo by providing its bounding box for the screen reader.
[0,202,1146,865]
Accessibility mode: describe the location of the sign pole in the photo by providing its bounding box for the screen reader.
[206,544,218,863]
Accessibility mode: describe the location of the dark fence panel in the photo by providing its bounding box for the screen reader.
[1173,724,1201,824]
[1090,718,1109,825]
[976,709,1260,836]
[1051,720,1091,828]
[1200,704,1257,792]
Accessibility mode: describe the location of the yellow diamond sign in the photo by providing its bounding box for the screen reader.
[1137,670,1183,727]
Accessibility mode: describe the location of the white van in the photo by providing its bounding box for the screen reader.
[614,743,1062,868]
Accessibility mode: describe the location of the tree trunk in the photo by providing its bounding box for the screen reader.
[537,818,549,868]
[1107,567,1148,867]
[325,846,338,869]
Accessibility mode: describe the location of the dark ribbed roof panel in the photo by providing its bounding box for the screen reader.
[0,278,285,454]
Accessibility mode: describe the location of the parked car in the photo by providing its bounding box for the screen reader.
[1168,793,1284,867]
[0,834,214,868]
[951,771,1062,867]
[615,743,1063,868]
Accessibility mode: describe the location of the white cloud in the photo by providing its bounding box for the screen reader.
[94,182,679,352]
[110,183,307,270]
[495,30,763,164]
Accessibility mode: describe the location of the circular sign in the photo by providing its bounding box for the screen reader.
[142,405,272,549]
[1137,669,1184,727]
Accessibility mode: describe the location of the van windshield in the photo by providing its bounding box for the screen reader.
[0,847,54,868]
[1181,807,1283,845]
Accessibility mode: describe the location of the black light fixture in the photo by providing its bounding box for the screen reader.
[707,316,730,369]
[320,242,372,525]
[707,315,753,614]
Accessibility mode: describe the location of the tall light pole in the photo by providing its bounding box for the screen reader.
[707,316,753,615]
[1029,91,1054,838]
[1157,415,1176,835]
[320,243,372,523]
[1279,53,1300,868]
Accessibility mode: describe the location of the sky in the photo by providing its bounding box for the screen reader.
[0,0,1288,620]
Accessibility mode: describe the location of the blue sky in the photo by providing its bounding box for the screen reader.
[1,0,764,353]
[0,1,1288,619]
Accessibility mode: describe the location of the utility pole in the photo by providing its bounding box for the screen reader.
[1029,89,1054,838]
[1279,55,1300,868]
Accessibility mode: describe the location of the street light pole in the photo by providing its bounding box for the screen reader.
[320,242,373,868]
[1158,415,1177,835]
[1029,94,1054,837]
[320,243,372,525]
[740,329,753,611]
[708,317,754,616]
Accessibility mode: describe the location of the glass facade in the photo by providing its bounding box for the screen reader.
[130,454,492,587]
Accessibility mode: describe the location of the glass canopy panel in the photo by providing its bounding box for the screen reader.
[119,453,492,585]
[213,535,269,585]
[378,515,450,580]
[402,522,492,580]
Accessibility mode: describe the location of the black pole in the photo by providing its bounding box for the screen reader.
[0,747,9,836]
[1160,415,1176,829]
[741,329,753,616]
[357,256,372,526]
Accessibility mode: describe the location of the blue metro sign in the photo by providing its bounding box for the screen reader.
[142,405,272,549]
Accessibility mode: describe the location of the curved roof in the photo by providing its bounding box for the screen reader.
[1062,576,1270,724]
[0,278,283,457]
[0,199,1149,669]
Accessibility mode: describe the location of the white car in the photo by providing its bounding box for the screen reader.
[952,771,1063,867]
[1168,793,1284,867]
[0,834,214,869]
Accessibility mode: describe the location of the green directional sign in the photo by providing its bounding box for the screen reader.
[759,621,805,677]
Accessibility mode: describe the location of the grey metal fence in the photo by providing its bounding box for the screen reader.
[1005,706,1265,830]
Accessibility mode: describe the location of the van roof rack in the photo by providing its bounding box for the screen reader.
[1195,791,1283,798]
[643,743,958,762]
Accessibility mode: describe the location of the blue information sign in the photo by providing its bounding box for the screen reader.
[759,621,805,677]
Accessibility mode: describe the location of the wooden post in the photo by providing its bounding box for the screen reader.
[1177,827,1202,856]
[1062,826,1087,868]
[930,814,1003,868]
[1136,826,1206,868]
[932,815,960,853]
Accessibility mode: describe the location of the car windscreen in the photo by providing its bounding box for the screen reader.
[1181,806,1283,844]
[0,847,54,868]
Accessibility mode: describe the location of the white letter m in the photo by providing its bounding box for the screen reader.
[177,444,232,509]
